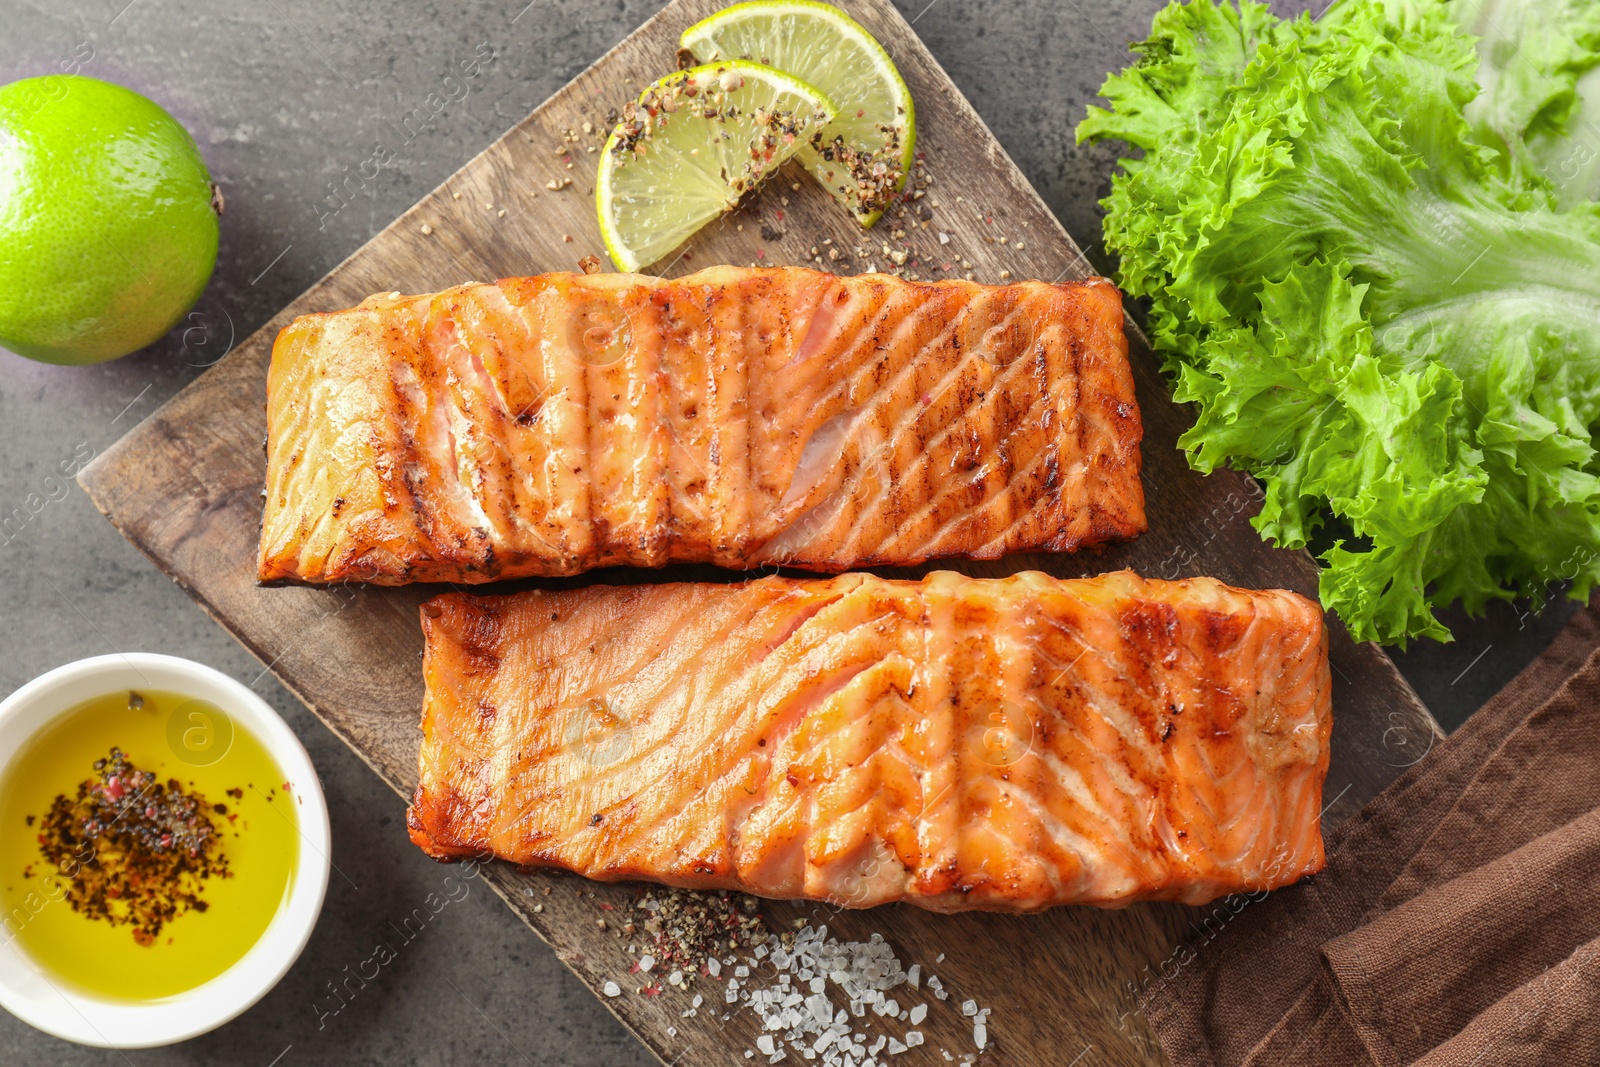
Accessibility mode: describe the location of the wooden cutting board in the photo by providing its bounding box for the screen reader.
[78,0,1440,1062]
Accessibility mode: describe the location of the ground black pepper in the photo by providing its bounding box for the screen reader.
[625,888,767,993]
[34,747,231,945]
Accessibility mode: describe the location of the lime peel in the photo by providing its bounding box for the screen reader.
[0,75,218,365]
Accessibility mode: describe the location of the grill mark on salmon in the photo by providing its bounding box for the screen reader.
[260,266,1144,584]
[406,570,1332,911]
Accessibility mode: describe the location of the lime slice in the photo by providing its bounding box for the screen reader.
[681,0,915,228]
[597,61,835,272]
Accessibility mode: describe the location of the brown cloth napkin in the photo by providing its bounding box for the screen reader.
[1147,597,1600,1067]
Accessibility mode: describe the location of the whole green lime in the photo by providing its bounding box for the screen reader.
[0,76,219,365]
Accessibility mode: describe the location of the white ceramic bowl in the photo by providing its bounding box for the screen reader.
[0,653,331,1048]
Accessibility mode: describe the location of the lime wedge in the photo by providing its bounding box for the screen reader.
[681,0,915,228]
[597,61,835,272]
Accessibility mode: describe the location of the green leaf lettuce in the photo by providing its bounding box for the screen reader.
[1079,0,1600,644]
[1450,0,1600,206]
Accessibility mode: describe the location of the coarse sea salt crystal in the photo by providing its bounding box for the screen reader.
[758,1035,776,1055]
[729,926,984,1067]
[638,955,656,972]
[709,958,722,977]
[603,981,621,997]
[960,999,978,1017]
[974,1021,987,1050]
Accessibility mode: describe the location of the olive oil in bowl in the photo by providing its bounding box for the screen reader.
[0,689,301,1001]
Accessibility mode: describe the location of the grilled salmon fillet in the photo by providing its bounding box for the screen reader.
[260,266,1144,584]
[406,570,1331,911]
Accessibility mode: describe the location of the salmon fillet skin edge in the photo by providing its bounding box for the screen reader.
[259,266,1145,584]
[406,570,1332,912]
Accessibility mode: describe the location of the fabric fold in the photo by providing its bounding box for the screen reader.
[1413,937,1600,1067]
[1323,808,1600,1065]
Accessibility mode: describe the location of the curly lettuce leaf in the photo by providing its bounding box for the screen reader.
[1449,0,1600,205]
[1079,0,1600,644]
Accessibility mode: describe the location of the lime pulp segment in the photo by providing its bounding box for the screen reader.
[680,0,915,227]
[597,61,836,272]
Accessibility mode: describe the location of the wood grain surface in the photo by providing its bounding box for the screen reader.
[78,1,1441,1063]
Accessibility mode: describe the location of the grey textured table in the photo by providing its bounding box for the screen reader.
[0,1,1578,1064]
